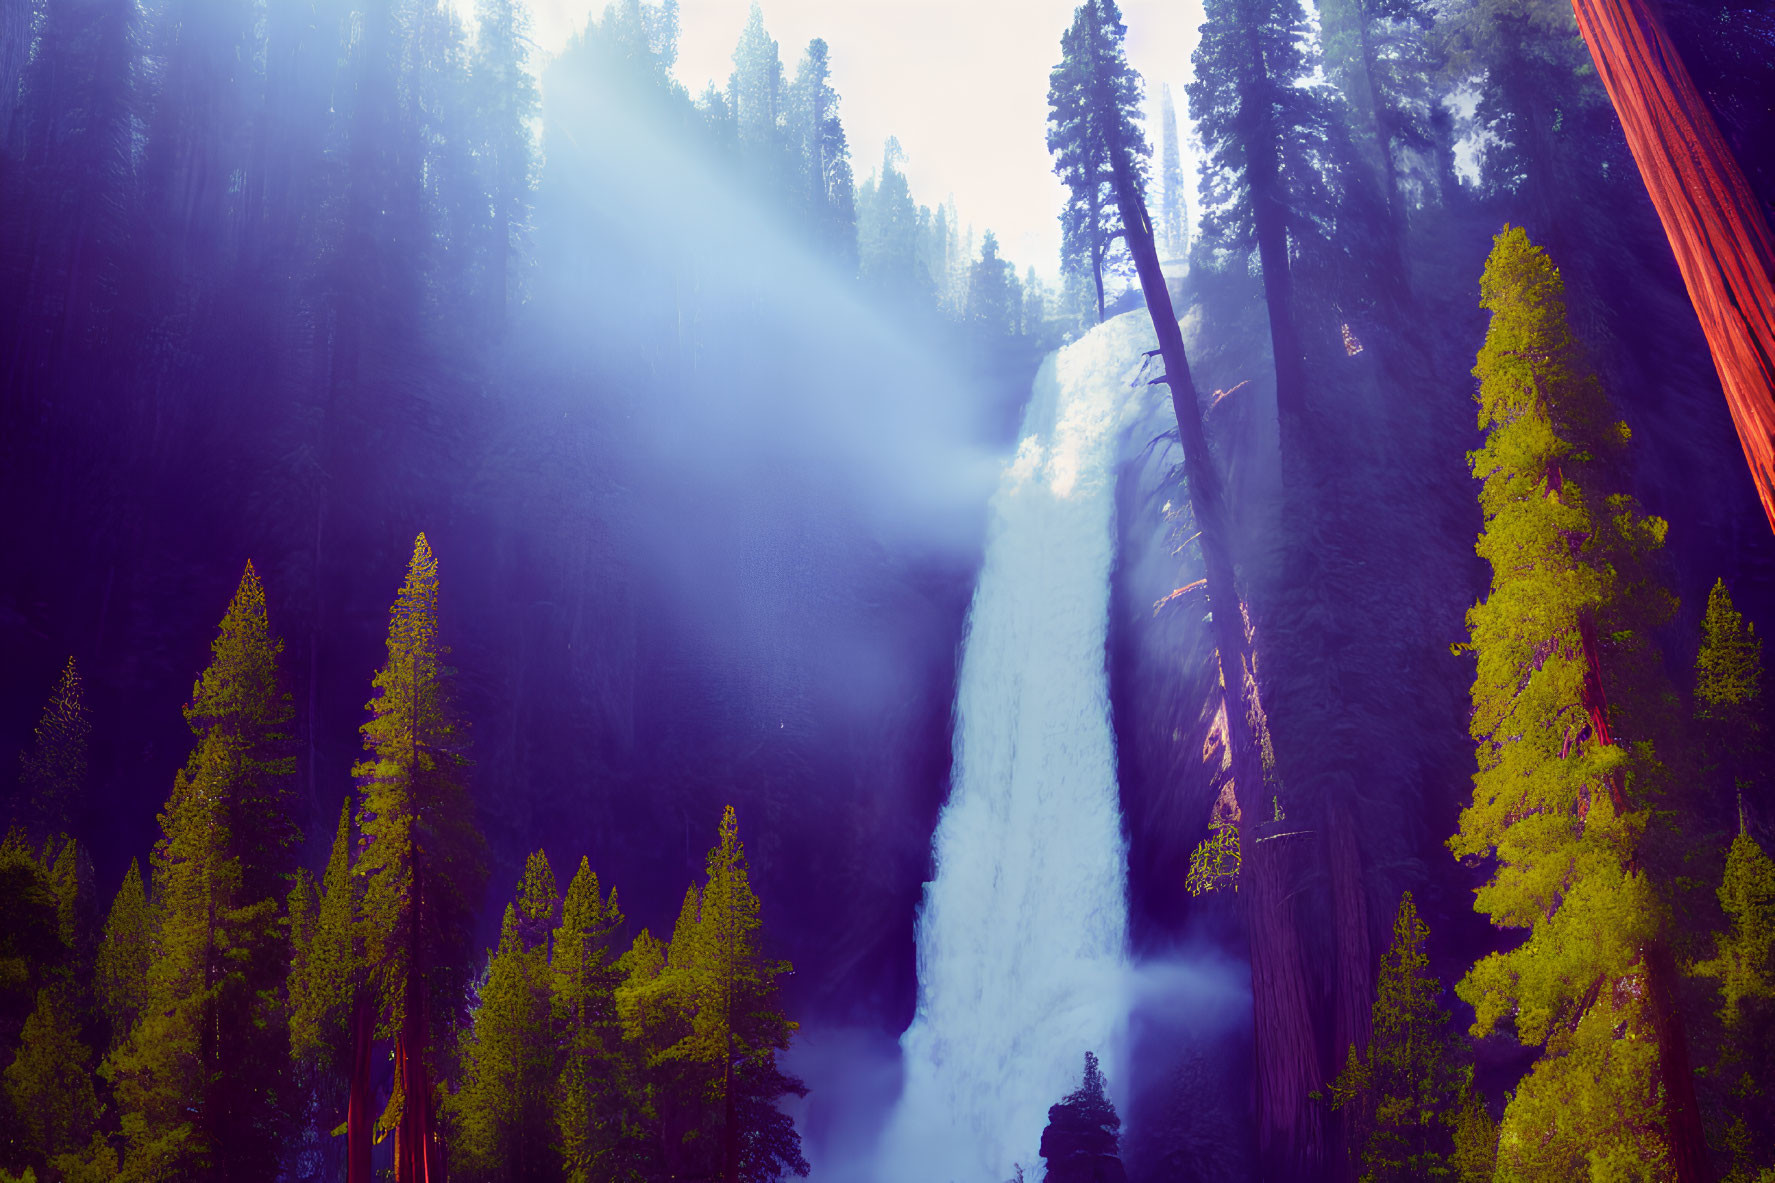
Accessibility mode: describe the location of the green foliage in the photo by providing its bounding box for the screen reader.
[3,987,100,1176]
[95,859,149,1051]
[13,658,90,842]
[288,800,358,1082]
[1328,893,1494,1182]
[105,562,299,1182]
[0,833,65,1048]
[619,808,806,1183]
[1696,579,1767,829]
[356,534,487,1064]
[1694,829,1775,1178]
[551,858,641,1182]
[452,890,557,1183]
[1452,226,1678,1170]
[1185,817,1240,897]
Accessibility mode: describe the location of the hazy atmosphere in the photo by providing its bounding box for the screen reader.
[3,0,1774,1181]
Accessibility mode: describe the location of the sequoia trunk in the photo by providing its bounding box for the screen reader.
[1571,0,1775,534]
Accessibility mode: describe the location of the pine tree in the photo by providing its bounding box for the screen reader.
[619,812,806,1183]
[551,857,634,1182]
[857,139,926,302]
[1451,226,1703,1180]
[1037,1052,1124,1183]
[1315,0,1437,275]
[452,852,557,1183]
[1695,579,1767,830]
[95,858,150,1052]
[1046,0,1148,322]
[14,658,91,841]
[0,831,65,1049]
[1328,893,1494,1182]
[1186,0,1336,433]
[731,4,783,153]
[1157,83,1188,259]
[107,561,300,1181]
[787,38,856,268]
[287,800,360,1182]
[355,533,487,1183]
[1694,827,1775,1179]
[2,987,101,1179]
[965,232,1015,339]
[693,807,805,1183]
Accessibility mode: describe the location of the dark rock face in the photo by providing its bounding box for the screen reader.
[1039,1053,1127,1183]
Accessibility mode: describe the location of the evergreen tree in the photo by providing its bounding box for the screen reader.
[787,38,857,268]
[2,987,101,1178]
[452,853,557,1183]
[1695,579,1767,831]
[13,659,90,842]
[620,811,806,1183]
[964,231,1016,339]
[731,4,783,154]
[1046,0,1148,322]
[1450,226,1703,1180]
[693,807,805,1183]
[1315,0,1438,266]
[106,561,300,1181]
[1694,827,1775,1181]
[857,139,927,303]
[551,857,637,1182]
[1327,893,1494,1182]
[95,859,150,1052]
[0,831,84,1179]
[287,800,359,1182]
[1157,83,1188,259]
[1037,1052,1124,1183]
[355,533,487,1182]
[1186,0,1336,433]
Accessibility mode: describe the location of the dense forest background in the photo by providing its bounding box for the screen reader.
[4,0,1775,1177]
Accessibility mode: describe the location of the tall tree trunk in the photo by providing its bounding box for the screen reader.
[1105,135,1324,1183]
[1573,614,1710,1182]
[1327,802,1371,1067]
[1571,0,1775,534]
[1243,31,1308,453]
[348,997,373,1183]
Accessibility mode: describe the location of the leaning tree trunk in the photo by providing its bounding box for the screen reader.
[1571,0,1775,534]
[1105,130,1325,1183]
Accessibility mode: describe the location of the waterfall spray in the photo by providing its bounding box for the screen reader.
[881,314,1154,1183]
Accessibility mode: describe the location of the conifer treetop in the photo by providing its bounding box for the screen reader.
[16,655,91,839]
[186,561,289,739]
[1696,577,1762,715]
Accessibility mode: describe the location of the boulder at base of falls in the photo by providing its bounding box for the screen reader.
[1038,1052,1126,1183]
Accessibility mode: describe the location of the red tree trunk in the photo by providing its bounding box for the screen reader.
[1574,615,1710,1183]
[1572,0,1775,533]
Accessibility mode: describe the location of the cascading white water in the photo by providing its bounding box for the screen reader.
[881,313,1156,1183]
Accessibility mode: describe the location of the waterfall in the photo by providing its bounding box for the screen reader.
[882,313,1154,1183]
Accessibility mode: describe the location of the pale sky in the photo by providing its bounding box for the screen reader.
[518,0,1208,282]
